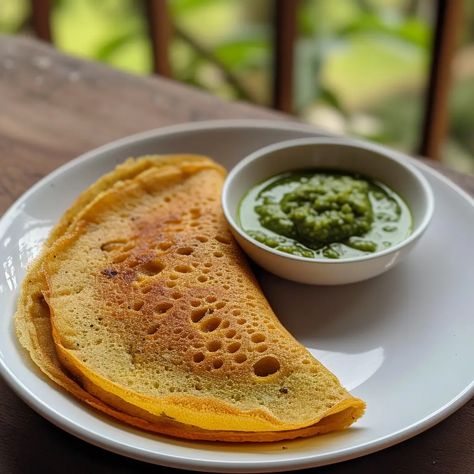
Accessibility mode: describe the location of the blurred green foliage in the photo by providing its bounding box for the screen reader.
[0,0,28,32]
[53,0,152,73]
[0,0,472,173]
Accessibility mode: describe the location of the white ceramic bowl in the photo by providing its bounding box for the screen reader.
[222,137,434,285]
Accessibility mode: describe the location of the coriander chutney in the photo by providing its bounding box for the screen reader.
[238,170,412,259]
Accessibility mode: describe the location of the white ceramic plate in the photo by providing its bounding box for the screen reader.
[0,120,473,473]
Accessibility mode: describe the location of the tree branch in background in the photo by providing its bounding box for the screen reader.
[174,24,259,103]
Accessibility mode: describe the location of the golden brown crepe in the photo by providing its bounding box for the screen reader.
[16,155,365,442]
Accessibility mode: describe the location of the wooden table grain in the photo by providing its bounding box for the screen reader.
[0,35,472,474]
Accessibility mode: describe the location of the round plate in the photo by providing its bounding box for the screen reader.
[0,120,473,473]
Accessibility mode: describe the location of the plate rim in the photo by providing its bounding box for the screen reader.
[0,118,473,473]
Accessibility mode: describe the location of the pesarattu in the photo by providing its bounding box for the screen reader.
[16,154,365,442]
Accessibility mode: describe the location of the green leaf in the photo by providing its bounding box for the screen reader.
[95,30,141,62]
[214,36,269,70]
[337,12,430,47]
[170,0,227,15]
[319,86,347,115]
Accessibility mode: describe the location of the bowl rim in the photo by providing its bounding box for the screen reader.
[221,136,435,265]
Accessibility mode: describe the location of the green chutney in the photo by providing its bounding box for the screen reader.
[238,170,412,259]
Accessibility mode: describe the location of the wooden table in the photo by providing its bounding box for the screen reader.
[0,36,473,474]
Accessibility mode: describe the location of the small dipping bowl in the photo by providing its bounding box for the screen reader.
[222,137,434,285]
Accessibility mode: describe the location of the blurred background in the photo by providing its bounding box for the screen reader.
[1,0,473,174]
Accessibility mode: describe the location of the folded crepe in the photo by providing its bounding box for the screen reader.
[15,155,365,442]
